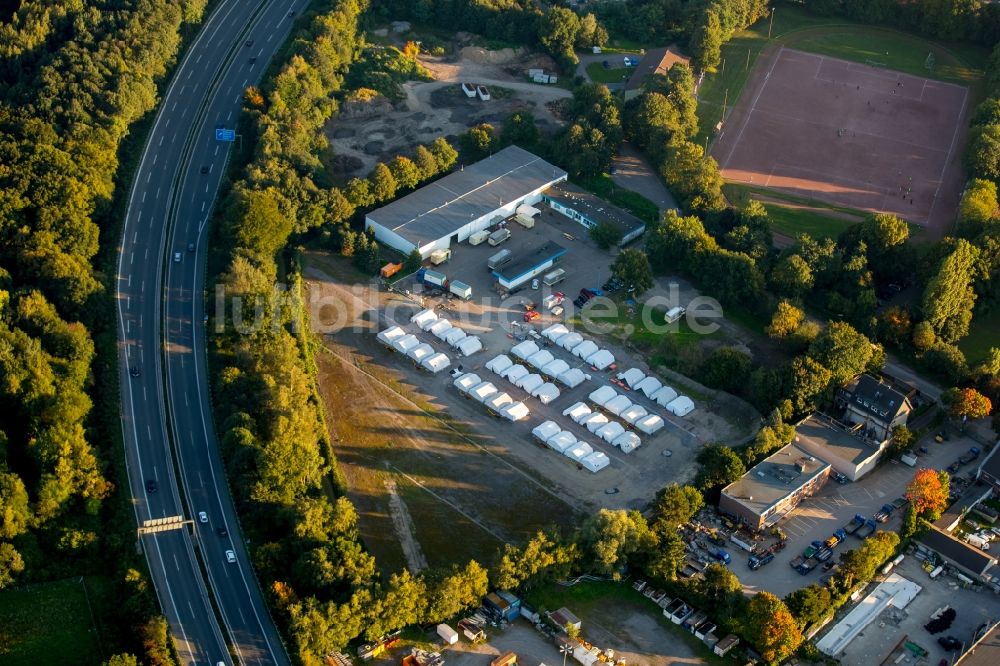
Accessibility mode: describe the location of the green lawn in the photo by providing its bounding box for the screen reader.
[696,5,987,147]
[723,183,863,240]
[0,577,106,665]
[959,309,1000,365]
[586,61,632,84]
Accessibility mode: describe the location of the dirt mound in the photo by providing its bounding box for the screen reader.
[338,96,394,120]
[459,45,520,65]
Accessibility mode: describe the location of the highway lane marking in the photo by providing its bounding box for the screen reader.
[145,248,149,260]
[171,101,177,112]
[214,144,220,155]
[159,136,164,146]
[204,183,209,193]
[180,85,186,95]
[146,171,151,183]
[175,554,181,571]
[198,472,204,487]
[143,385,146,402]
[267,32,273,42]
[128,274,131,287]
[127,320,131,333]
[149,426,153,441]
[156,187,161,199]
[133,232,138,243]
[142,192,146,203]
[226,111,232,121]
[127,296,131,310]
[238,608,245,624]
[130,252,134,265]
[165,118,170,128]
[195,54,202,64]
[242,78,248,88]
[201,202,206,212]
[189,601,196,618]
[152,153,157,165]
[184,391,188,406]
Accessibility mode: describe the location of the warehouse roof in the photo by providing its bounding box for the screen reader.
[795,413,880,466]
[722,443,830,518]
[918,525,997,577]
[957,621,1000,665]
[544,182,646,235]
[494,241,567,284]
[365,146,567,248]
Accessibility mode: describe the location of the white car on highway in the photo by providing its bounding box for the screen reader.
[225,550,236,564]
[198,511,208,523]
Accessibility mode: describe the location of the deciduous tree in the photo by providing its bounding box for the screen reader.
[922,239,980,341]
[906,469,949,517]
[767,301,805,339]
[942,387,993,420]
[744,591,803,665]
[785,584,832,628]
[695,445,745,490]
[610,248,654,295]
[580,509,657,578]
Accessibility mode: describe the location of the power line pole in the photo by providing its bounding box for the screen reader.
[745,47,751,70]
[768,7,775,39]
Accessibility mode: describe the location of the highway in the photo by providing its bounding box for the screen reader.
[116,1,308,663]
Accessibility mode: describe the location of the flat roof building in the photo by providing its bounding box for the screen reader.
[719,442,831,531]
[542,182,646,246]
[815,574,922,658]
[793,413,885,482]
[365,146,567,258]
[493,241,567,291]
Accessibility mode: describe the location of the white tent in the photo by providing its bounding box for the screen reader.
[531,382,560,405]
[377,326,405,345]
[505,364,529,383]
[485,392,514,413]
[444,327,468,347]
[581,451,610,473]
[613,431,642,454]
[456,336,483,357]
[541,359,570,378]
[667,395,695,417]
[635,376,663,398]
[584,413,610,433]
[407,343,434,363]
[516,203,541,218]
[517,374,544,394]
[564,442,594,462]
[486,354,513,375]
[453,373,481,392]
[532,420,561,443]
[501,401,530,421]
[635,414,665,435]
[604,395,632,416]
[597,422,626,444]
[469,382,498,403]
[652,385,679,407]
[429,319,453,340]
[558,368,587,389]
[511,340,540,360]
[573,340,599,360]
[619,368,645,389]
[392,334,420,354]
[558,332,584,351]
[588,349,615,370]
[410,308,437,329]
[562,402,591,422]
[527,349,555,369]
[421,353,451,374]
[547,431,577,453]
[542,323,569,341]
[588,385,617,406]
[621,404,649,425]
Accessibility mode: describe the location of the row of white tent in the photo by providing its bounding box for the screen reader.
[615,368,695,417]
[527,325,616,371]
[452,373,530,421]
[563,402,643,453]
[410,309,483,357]
[587,385,668,435]
[376,326,452,373]
[482,355,561,404]
[531,421,611,473]
[486,352,586,392]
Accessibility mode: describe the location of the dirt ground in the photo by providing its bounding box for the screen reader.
[325,46,572,176]
[712,46,971,236]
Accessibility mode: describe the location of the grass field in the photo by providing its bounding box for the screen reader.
[723,183,864,239]
[959,309,1000,366]
[0,577,106,665]
[585,62,631,84]
[696,5,987,147]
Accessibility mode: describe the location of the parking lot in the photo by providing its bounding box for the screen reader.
[736,429,985,598]
[831,554,998,666]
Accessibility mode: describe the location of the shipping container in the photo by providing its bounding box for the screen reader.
[487,249,512,270]
[449,280,472,300]
[430,249,451,265]
[422,269,447,287]
[380,262,403,278]
[469,230,490,245]
[436,624,458,645]
[543,268,566,286]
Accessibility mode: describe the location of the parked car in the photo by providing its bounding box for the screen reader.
[523,310,540,322]
[531,278,540,290]
[831,471,848,484]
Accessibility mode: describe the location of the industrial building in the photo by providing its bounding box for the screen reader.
[493,241,567,291]
[793,413,885,482]
[815,574,922,658]
[916,525,998,583]
[719,442,831,530]
[364,146,567,258]
[541,183,647,246]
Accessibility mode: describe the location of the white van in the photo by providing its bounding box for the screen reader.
[966,533,990,550]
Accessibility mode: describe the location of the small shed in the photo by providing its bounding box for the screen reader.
[621,404,649,424]
[456,336,483,357]
[613,431,642,454]
[619,368,645,388]
[485,392,514,413]
[558,368,586,388]
[429,319,454,340]
[491,652,517,666]
[565,442,594,462]
[469,382,499,403]
[597,422,626,444]
[392,334,420,354]
[714,635,739,657]
[486,354,513,375]
[517,373,544,394]
[527,349,555,370]
[652,385,678,407]
[407,343,434,363]
[444,327,468,347]
[588,385,617,406]
[558,332,584,351]
[582,451,610,473]
[550,607,582,631]
[377,326,405,345]
[437,624,458,645]
[410,308,437,328]
[635,375,663,398]
[542,323,569,341]
[635,414,665,434]
[541,359,570,378]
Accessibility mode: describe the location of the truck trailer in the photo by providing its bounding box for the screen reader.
[488,228,510,246]
[418,268,447,288]
[449,280,472,300]
[469,230,490,245]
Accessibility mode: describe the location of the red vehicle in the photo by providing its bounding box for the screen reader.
[523,310,541,322]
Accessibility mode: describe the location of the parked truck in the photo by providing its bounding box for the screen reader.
[417,268,447,288]
[855,519,877,539]
[843,514,866,535]
[960,447,982,465]
[875,503,895,523]
[713,549,731,565]
[796,557,819,575]
[429,249,451,265]
[814,546,833,562]
[748,551,774,570]
[824,529,848,549]
[449,280,472,300]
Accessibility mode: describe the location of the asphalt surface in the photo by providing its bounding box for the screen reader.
[116,1,308,663]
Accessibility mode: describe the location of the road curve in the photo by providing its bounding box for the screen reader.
[116,1,307,663]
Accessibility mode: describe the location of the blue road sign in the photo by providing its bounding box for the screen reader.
[215,128,236,142]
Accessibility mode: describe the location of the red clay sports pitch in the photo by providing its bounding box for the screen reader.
[711,47,971,233]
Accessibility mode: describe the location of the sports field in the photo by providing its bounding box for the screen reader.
[712,47,970,234]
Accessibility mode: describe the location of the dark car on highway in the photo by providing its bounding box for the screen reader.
[146,479,157,494]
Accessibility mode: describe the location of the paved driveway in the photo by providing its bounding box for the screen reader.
[612,142,680,214]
